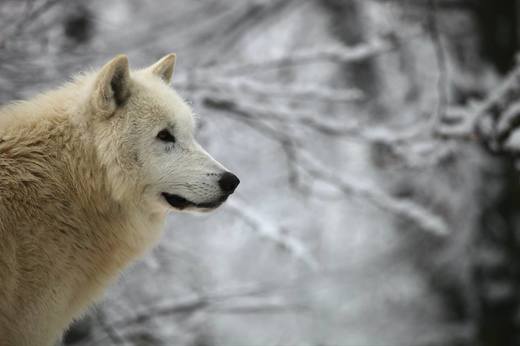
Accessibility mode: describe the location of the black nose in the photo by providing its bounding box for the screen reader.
[218,172,240,193]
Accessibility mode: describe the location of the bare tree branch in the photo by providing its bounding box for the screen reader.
[0,0,62,49]
[177,77,364,103]
[437,62,520,153]
[203,94,449,236]
[296,152,449,236]
[427,0,449,129]
[225,198,319,270]
[93,283,303,344]
[195,39,398,76]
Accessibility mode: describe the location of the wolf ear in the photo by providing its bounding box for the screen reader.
[91,55,131,117]
[148,53,176,84]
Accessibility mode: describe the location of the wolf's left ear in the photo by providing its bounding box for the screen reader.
[148,53,176,84]
[91,55,131,117]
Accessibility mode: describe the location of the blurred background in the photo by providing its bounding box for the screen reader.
[4,0,520,345]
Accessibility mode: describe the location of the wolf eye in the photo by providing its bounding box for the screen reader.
[157,129,176,143]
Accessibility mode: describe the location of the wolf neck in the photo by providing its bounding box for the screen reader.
[33,111,164,271]
[68,118,166,265]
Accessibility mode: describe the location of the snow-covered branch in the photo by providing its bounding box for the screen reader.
[203,93,458,170]
[0,0,63,49]
[297,152,449,236]
[202,94,364,136]
[176,77,364,103]
[195,39,396,76]
[203,94,449,236]
[225,198,319,270]
[437,63,520,154]
[94,283,304,343]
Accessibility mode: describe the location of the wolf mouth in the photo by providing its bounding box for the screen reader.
[161,192,227,210]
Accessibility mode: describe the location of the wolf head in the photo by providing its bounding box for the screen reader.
[85,54,239,212]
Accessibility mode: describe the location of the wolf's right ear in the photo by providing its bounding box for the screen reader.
[91,55,131,117]
[147,53,176,84]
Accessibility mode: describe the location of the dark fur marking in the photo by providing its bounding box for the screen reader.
[133,151,143,167]
[111,70,129,106]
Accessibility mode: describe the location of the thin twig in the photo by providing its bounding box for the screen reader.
[297,152,449,236]
[176,78,364,103]
[427,0,449,130]
[195,39,396,76]
[226,198,319,270]
[437,63,520,152]
[94,308,127,345]
[0,0,63,49]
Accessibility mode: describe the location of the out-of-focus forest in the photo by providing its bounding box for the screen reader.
[4,0,520,345]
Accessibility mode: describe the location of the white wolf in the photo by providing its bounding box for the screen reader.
[0,54,239,345]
